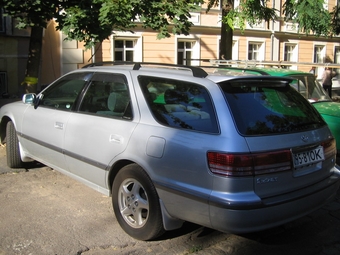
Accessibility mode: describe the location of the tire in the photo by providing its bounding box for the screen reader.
[112,164,165,240]
[6,121,23,168]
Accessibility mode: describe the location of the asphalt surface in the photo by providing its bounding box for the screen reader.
[0,98,340,255]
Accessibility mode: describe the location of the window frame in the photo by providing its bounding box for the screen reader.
[111,33,142,62]
[113,39,136,62]
[78,72,132,119]
[247,41,264,61]
[39,72,92,111]
[313,44,326,78]
[176,37,200,66]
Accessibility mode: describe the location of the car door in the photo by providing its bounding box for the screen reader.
[21,72,92,171]
[63,72,138,192]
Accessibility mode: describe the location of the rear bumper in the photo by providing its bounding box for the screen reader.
[209,169,340,234]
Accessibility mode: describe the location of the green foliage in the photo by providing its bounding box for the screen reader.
[59,0,203,48]
[0,0,203,48]
[207,0,337,37]
[1,0,340,49]
[135,0,201,39]
[210,0,277,32]
[331,4,340,35]
[238,0,277,29]
[283,0,332,36]
[0,0,59,28]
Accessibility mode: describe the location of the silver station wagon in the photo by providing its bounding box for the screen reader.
[1,63,339,240]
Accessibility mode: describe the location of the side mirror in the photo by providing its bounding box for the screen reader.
[22,93,36,105]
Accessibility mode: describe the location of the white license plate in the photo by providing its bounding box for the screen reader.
[293,146,324,167]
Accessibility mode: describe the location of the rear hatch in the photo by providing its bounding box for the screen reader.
[217,77,336,200]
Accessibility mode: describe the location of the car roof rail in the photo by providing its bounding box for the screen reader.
[82,61,208,78]
[202,66,271,76]
[82,61,129,68]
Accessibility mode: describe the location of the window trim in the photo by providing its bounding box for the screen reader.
[111,33,142,62]
[247,41,265,61]
[283,42,298,70]
[176,37,200,66]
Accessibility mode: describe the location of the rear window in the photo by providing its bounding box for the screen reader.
[219,78,326,135]
[289,74,330,101]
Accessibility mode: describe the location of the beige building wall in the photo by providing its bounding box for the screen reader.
[40,20,61,87]
[143,33,175,63]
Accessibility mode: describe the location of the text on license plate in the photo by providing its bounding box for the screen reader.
[293,146,324,167]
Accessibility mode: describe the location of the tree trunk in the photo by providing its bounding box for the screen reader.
[23,26,43,94]
[219,0,233,60]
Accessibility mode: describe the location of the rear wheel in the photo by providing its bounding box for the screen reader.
[112,164,165,240]
[6,121,23,168]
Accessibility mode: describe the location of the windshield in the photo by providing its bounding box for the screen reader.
[289,74,331,103]
[219,79,326,136]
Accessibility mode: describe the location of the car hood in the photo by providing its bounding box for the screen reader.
[312,101,340,117]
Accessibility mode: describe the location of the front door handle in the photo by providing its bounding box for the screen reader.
[54,122,64,130]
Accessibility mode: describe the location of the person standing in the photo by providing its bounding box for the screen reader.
[322,67,336,98]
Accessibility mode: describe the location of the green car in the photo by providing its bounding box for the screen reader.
[213,66,340,157]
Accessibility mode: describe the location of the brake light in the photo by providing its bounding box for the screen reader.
[207,150,292,177]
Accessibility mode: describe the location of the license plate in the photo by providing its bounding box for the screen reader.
[293,146,324,167]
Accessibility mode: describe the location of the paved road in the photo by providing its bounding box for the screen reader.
[0,145,340,255]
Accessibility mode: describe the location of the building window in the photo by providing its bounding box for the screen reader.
[314,45,325,63]
[248,42,263,61]
[0,72,8,95]
[284,44,297,61]
[114,39,135,61]
[314,45,325,78]
[284,43,298,69]
[0,9,5,33]
[334,46,340,79]
[177,41,196,65]
[334,47,340,64]
[189,13,200,25]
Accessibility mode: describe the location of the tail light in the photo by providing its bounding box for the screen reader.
[322,138,336,160]
[207,150,292,177]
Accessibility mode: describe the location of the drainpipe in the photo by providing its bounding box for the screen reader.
[91,40,95,63]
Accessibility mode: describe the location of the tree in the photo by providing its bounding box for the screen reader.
[0,0,63,93]
[0,0,203,93]
[56,0,203,49]
[206,0,339,60]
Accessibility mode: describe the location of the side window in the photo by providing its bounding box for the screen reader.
[290,79,307,98]
[79,73,132,119]
[40,72,92,111]
[139,76,218,133]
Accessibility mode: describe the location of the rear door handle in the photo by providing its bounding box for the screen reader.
[109,134,123,144]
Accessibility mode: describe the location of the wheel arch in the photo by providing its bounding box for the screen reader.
[108,159,135,196]
[108,160,184,231]
[0,116,12,144]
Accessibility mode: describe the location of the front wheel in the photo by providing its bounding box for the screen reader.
[112,164,165,240]
[6,121,23,168]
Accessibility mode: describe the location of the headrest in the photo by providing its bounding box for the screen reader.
[107,92,117,111]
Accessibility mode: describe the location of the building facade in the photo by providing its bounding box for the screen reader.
[1,0,340,95]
